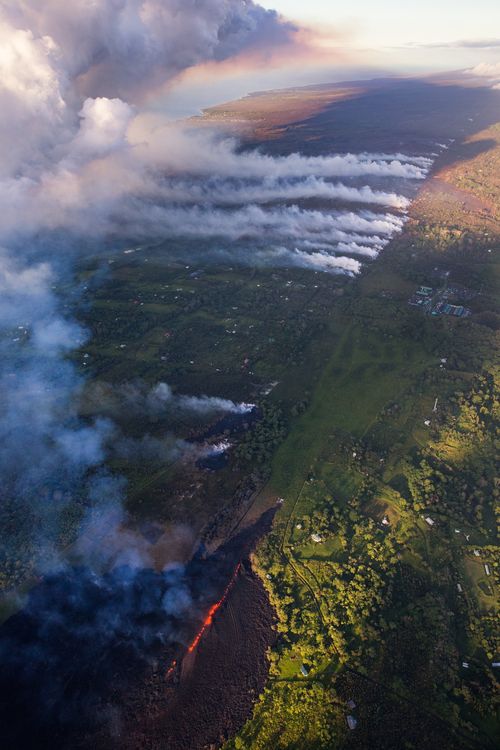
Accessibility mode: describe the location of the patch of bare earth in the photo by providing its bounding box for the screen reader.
[195,84,361,141]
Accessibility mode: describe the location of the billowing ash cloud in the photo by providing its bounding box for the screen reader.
[1,0,296,101]
[0,115,425,241]
[0,0,434,589]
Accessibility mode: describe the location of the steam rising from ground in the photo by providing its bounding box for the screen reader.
[86,381,254,420]
[85,381,252,464]
[134,381,255,417]
[156,176,411,208]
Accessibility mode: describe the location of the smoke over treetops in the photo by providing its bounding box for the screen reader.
[84,380,255,420]
[0,0,440,589]
[0,0,443,630]
[0,0,438,587]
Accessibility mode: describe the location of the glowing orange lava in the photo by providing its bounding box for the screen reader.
[166,562,241,678]
[187,563,241,653]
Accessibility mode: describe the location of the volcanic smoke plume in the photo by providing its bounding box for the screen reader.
[0,0,434,584]
[0,0,295,583]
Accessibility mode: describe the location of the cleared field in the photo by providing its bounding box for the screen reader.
[269,319,433,500]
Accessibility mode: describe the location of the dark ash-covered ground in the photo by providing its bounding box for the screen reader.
[102,563,276,750]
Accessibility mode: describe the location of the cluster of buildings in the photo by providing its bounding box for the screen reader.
[408,285,433,311]
[431,301,471,318]
[408,283,472,318]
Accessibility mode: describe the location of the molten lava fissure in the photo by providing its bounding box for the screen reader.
[188,562,241,653]
[166,562,242,680]
[153,559,276,750]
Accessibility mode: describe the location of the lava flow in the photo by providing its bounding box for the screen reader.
[167,562,242,677]
[187,562,241,653]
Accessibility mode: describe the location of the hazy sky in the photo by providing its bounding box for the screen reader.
[263,0,500,50]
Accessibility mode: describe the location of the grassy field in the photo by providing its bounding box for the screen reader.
[269,318,433,498]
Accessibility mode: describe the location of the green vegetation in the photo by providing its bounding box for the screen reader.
[236,403,287,467]
[226,129,500,749]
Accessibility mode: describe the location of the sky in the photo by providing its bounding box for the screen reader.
[258,0,500,84]
[263,0,500,51]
